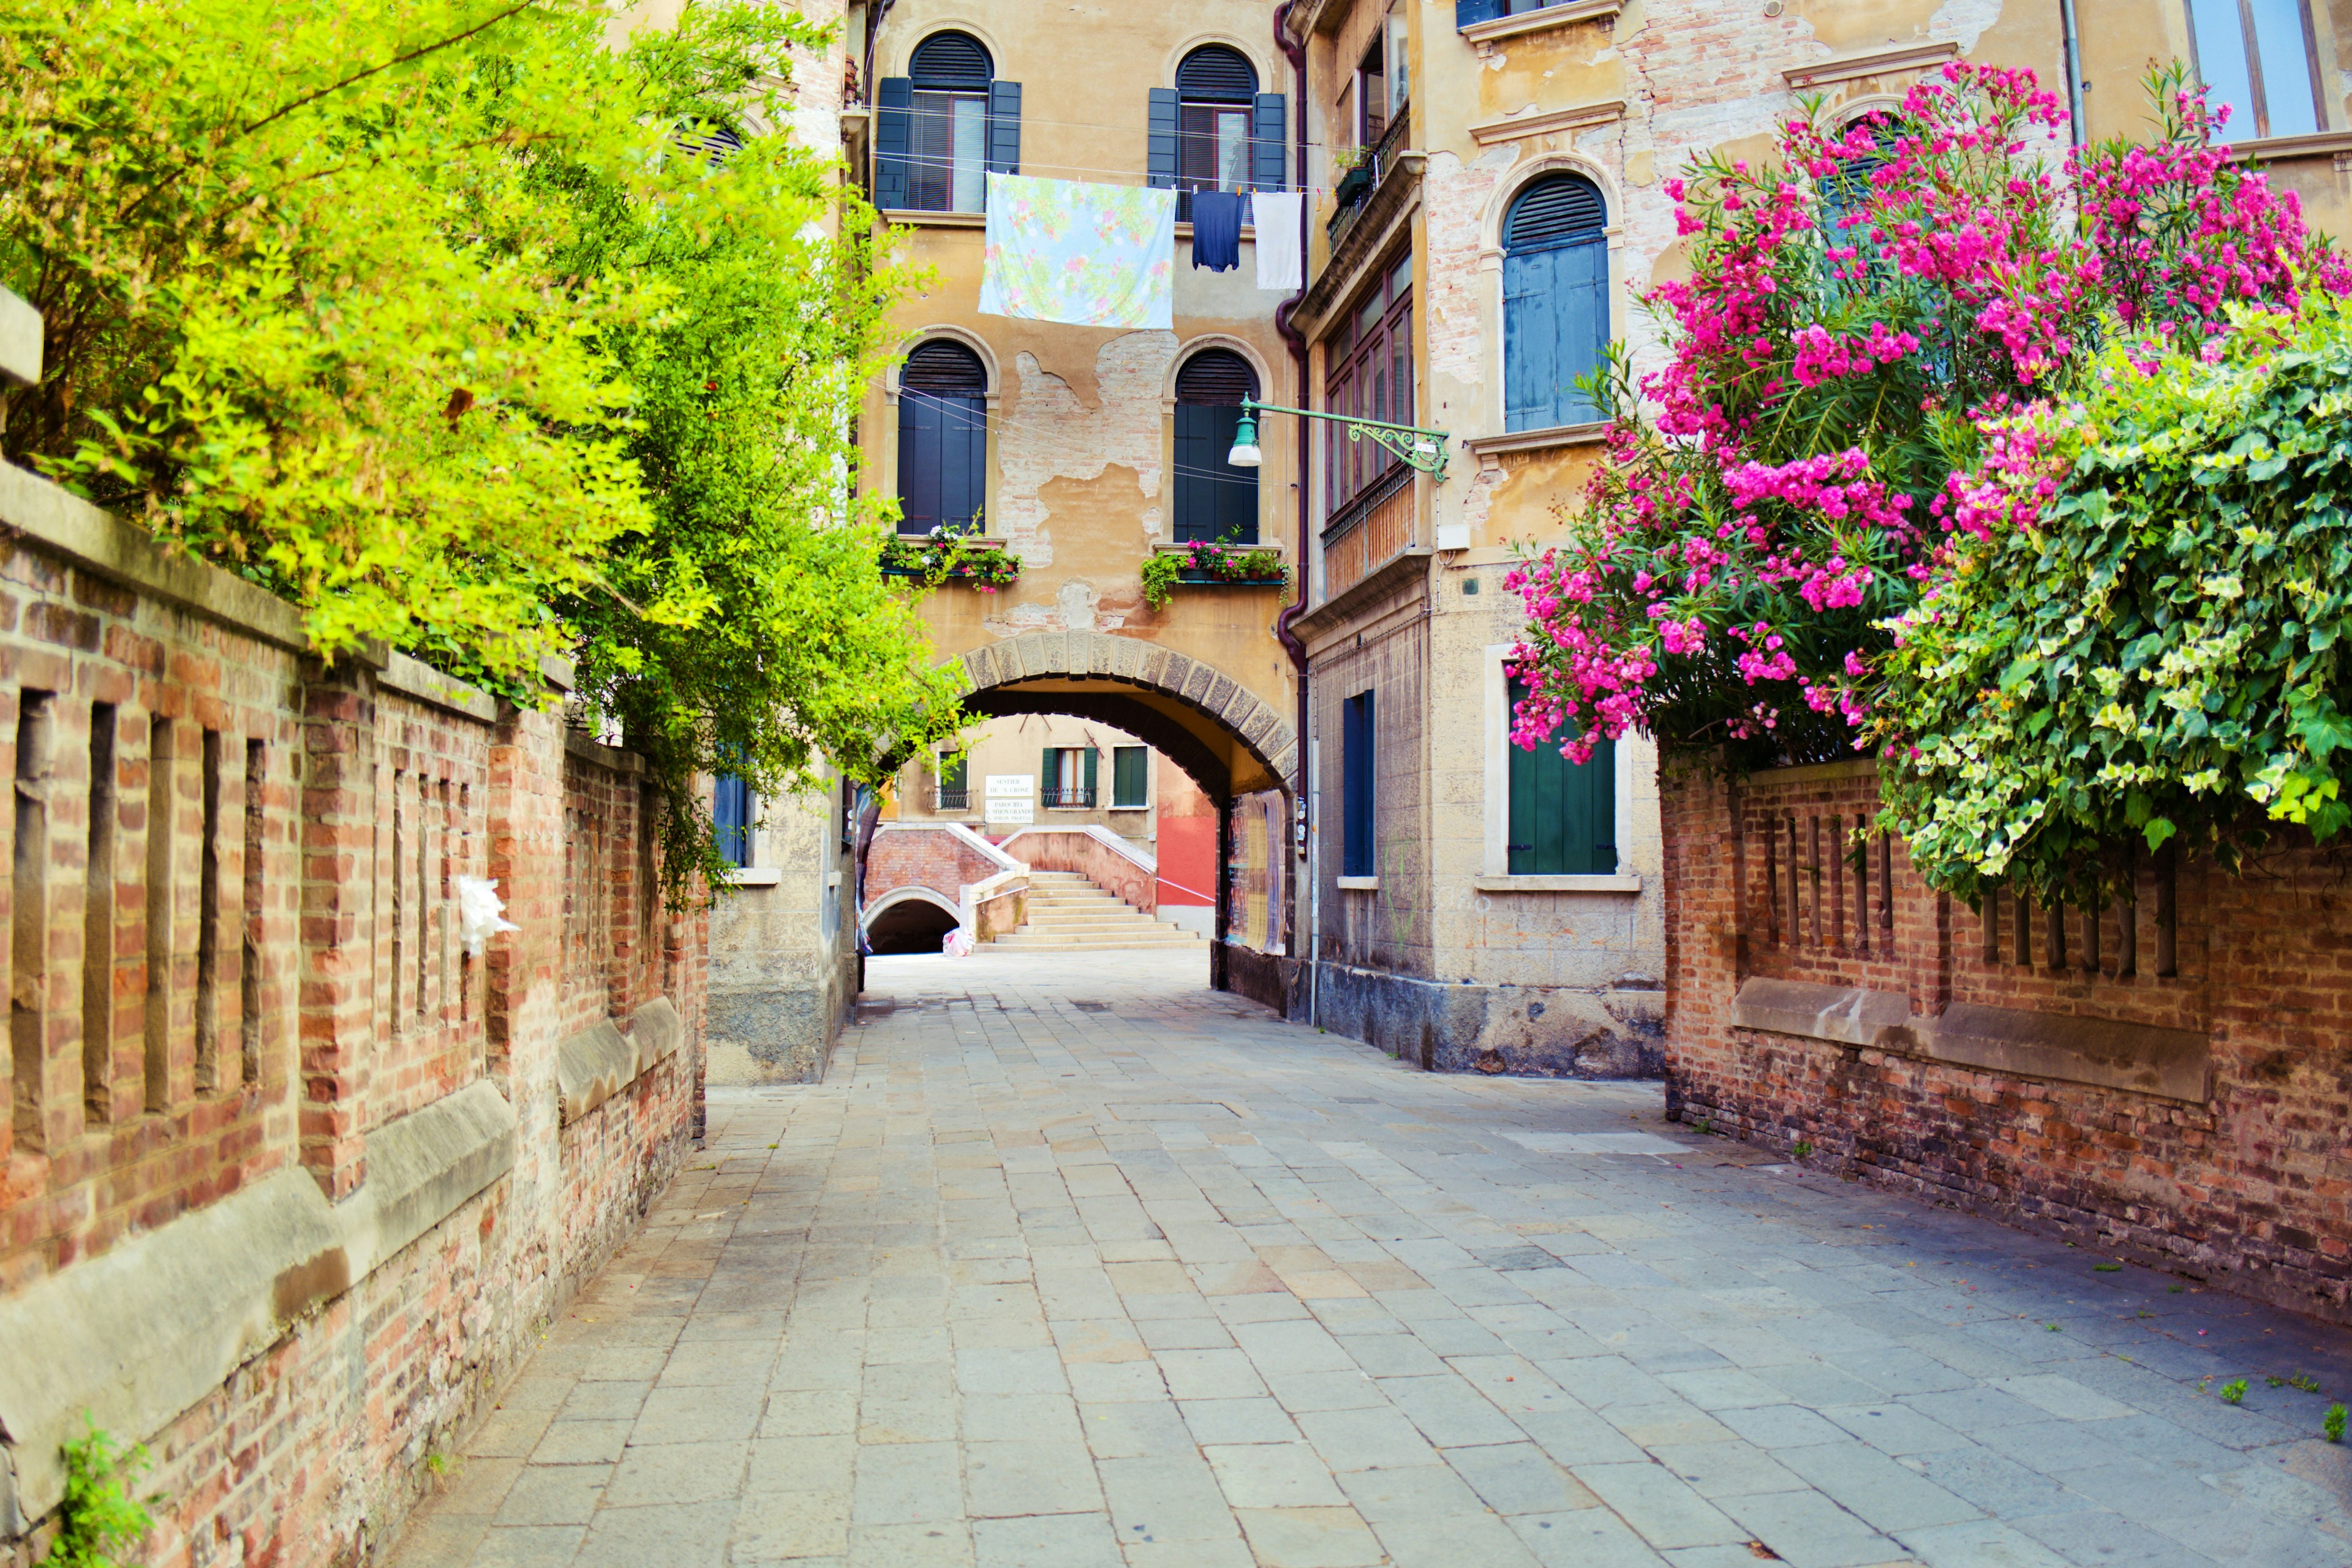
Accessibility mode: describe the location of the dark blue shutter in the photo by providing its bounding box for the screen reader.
[1342,693,1375,877]
[986,81,1021,178]
[714,774,751,867]
[874,77,913,211]
[1457,0,1504,26]
[1251,93,1288,190]
[896,391,986,532]
[1172,405,1257,543]
[1148,88,1180,189]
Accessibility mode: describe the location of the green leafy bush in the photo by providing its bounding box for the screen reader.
[1878,298,2352,907]
[37,1420,151,1568]
[2,0,963,897]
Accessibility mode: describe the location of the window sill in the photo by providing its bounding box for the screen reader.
[1460,0,1622,48]
[1337,875,1380,892]
[2228,130,2352,164]
[1474,873,1641,893]
[1107,804,1151,812]
[881,209,986,227]
[1463,421,1609,461]
[723,867,781,887]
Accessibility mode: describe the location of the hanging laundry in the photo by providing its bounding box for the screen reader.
[978,173,1175,330]
[1251,190,1305,292]
[1189,190,1245,273]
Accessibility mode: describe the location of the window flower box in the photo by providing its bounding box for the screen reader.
[880,528,1020,591]
[1142,540,1289,609]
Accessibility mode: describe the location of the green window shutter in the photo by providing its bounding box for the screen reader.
[941,753,967,791]
[1112,747,1148,807]
[1041,746,1057,802]
[1082,745,1098,805]
[1507,676,1616,873]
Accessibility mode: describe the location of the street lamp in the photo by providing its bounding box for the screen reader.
[1227,396,1451,481]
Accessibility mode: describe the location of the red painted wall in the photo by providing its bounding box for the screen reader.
[1157,767,1216,910]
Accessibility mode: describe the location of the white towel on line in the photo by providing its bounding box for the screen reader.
[1251,191,1304,292]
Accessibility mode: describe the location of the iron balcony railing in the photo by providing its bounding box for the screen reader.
[1042,786,1097,809]
[935,788,969,811]
[1329,107,1412,249]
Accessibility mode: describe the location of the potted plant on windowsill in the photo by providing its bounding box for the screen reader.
[1141,538,1289,610]
[1330,147,1372,208]
[880,517,1020,592]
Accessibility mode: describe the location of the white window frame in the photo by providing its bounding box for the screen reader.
[1478,642,1640,891]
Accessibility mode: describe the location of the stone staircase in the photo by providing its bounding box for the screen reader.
[989,870,1208,952]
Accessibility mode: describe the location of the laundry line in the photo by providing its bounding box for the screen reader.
[881,148,1341,199]
[895,388,1275,492]
[868,100,1356,155]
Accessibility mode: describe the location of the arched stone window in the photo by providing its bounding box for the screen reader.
[876,32,1020,212]
[1172,349,1260,543]
[897,340,987,535]
[1501,173,1607,432]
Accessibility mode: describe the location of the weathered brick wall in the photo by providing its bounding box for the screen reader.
[1663,758,2352,1325]
[0,466,707,1565]
[864,824,1009,907]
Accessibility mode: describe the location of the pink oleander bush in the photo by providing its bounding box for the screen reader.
[1506,62,2349,771]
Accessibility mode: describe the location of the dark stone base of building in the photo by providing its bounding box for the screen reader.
[1303,962,1665,1078]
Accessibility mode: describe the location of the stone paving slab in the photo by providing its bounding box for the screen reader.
[389,949,2352,1567]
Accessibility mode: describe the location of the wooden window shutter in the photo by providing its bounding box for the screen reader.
[987,81,1022,177]
[1251,94,1288,190]
[1082,747,1098,802]
[1506,676,1617,873]
[1041,747,1057,799]
[1148,88,1180,189]
[1342,692,1375,876]
[874,78,914,211]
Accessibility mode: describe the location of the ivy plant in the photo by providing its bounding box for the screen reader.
[37,1419,152,1568]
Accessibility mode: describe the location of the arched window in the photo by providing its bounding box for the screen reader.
[1172,349,1261,544]
[876,32,1020,212]
[1501,173,1608,433]
[1819,116,1903,293]
[1177,45,1257,194]
[1148,48,1285,208]
[897,341,987,535]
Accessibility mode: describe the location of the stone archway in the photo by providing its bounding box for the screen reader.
[949,631,1297,802]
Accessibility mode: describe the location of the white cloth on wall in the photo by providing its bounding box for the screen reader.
[1251,191,1304,292]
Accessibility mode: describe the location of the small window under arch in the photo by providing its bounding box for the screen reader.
[1501,173,1608,433]
[1172,349,1261,544]
[897,340,988,535]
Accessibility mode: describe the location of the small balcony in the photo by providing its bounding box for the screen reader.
[1329,108,1411,251]
[1043,787,1098,810]
[935,788,970,812]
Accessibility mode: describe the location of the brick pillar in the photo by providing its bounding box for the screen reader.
[297,658,377,1199]
[1659,763,1741,1121]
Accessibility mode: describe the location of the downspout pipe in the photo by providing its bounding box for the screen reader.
[2059,0,2086,146]
[1272,1,1316,1025]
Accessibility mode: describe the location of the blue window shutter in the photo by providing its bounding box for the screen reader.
[1556,239,1607,425]
[1148,88,1180,189]
[714,774,750,867]
[1457,0,1504,26]
[874,78,913,210]
[1251,93,1287,190]
[1342,692,1375,876]
[1504,240,1607,431]
[987,81,1021,177]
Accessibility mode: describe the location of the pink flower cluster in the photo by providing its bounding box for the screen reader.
[1507,61,2345,764]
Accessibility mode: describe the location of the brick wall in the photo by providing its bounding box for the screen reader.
[1662,758,2352,1325]
[864,824,1011,909]
[0,464,707,1562]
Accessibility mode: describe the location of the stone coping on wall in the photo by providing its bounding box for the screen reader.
[0,458,309,651]
[563,728,646,775]
[0,287,39,386]
[381,649,498,723]
[1728,976,2212,1104]
[995,823,1155,875]
[555,998,685,1126]
[0,1080,520,1529]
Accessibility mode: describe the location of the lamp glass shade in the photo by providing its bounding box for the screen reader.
[1226,410,1262,468]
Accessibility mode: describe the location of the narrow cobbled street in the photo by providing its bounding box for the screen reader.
[391,954,2352,1568]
